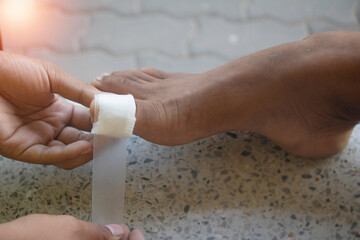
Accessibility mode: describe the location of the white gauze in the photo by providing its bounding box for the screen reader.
[91,93,136,224]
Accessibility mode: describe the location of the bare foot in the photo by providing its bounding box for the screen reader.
[91,68,238,145]
[91,32,360,158]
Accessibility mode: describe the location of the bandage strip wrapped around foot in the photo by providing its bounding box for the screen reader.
[91,93,136,138]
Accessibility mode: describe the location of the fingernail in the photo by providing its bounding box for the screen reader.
[106,224,124,237]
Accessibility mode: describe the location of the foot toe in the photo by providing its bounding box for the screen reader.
[93,72,111,82]
[91,72,148,99]
[114,69,159,82]
[140,67,172,79]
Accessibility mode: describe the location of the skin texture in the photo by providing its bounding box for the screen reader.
[0,51,100,169]
[0,214,145,240]
[91,31,360,158]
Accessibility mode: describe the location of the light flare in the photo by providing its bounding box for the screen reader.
[0,0,36,25]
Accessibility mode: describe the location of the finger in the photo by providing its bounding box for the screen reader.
[18,141,92,165]
[129,229,146,240]
[81,221,130,240]
[68,104,93,131]
[106,224,131,240]
[53,150,93,170]
[48,140,65,147]
[44,62,101,107]
[56,127,93,145]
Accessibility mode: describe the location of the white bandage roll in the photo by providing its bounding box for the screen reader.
[91,93,136,138]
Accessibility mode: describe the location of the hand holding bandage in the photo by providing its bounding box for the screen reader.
[0,51,99,169]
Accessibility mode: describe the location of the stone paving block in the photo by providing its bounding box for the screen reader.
[138,53,227,73]
[249,0,358,24]
[38,0,139,13]
[141,0,246,19]
[309,22,360,34]
[191,18,307,59]
[81,13,194,56]
[1,9,87,52]
[26,49,135,83]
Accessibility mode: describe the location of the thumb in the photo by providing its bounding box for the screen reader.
[44,61,101,107]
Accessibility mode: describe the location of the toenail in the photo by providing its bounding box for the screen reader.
[95,72,111,82]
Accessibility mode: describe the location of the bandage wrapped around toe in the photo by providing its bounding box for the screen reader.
[91,93,136,138]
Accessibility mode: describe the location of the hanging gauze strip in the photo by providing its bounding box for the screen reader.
[91,93,136,224]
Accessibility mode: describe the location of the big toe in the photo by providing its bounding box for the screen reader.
[91,71,149,99]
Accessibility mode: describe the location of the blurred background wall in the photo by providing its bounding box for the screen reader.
[1,0,360,82]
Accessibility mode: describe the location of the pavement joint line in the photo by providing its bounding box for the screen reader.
[245,14,359,27]
[134,55,140,69]
[37,4,247,21]
[129,55,138,69]
[304,23,312,36]
[76,47,192,60]
[134,0,142,13]
[356,0,360,24]
[77,14,91,55]
[135,50,231,61]
[239,0,254,19]
[184,19,200,57]
[36,4,141,18]
[186,52,231,61]
[192,15,359,30]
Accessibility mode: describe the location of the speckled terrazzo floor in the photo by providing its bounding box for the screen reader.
[1,125,360,240]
